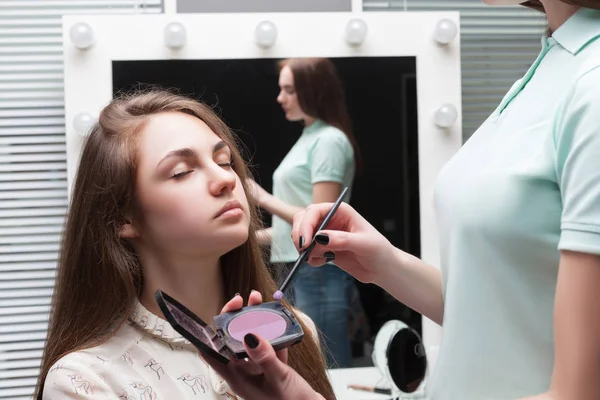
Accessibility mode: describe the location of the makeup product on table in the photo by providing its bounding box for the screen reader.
[273,186,349,300]
[348,384,392,395]
[155,290,304,364]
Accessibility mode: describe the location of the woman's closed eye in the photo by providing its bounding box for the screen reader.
[217,159,235,169]
[171,159,233,179]
[171,170,193,179]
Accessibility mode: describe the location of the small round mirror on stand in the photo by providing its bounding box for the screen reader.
[371,320,428,399]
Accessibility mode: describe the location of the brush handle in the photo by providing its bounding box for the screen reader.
[348,384,393,395]
[276,187,349,295]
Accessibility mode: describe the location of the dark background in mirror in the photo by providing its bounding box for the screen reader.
[112,57,421,353]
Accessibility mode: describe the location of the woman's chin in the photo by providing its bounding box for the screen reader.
[285,112,303,122]
[219,227,250,251]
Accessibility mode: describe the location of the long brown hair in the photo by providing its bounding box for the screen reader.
[522,0,600,11]
[279,57,363,173]
[34,89,335,399]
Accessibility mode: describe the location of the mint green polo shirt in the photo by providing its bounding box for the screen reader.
[430,8,600,399]
[270,120,354,263]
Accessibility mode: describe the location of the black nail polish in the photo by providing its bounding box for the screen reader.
[299,236,304,248]
[244,333,259,349]
[315,233,329,245]
[324,251,335,262]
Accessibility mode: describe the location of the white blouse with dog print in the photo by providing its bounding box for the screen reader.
[42,301,316,399]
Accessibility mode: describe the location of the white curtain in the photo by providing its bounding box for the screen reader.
[0,2,163,399]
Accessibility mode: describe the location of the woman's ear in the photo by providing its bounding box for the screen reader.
[119,217,139,239]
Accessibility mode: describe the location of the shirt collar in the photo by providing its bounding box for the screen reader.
[551,7,600,55]
[128,301,235,396]
[303,119,326,134]
[129,300,188,343]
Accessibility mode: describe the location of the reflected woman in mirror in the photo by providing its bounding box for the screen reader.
[246,58,362,369]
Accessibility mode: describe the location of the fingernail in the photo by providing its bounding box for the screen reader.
[250,289,256,293]
[299,236,304,248]
[324,251,335,262]
[244,333,259,349]
[234,292,240,297]
[315,233,329,245]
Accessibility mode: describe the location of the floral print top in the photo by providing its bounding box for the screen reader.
[42,301,243,399]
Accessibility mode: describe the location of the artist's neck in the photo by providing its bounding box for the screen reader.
[303,116,316,127]
[540,0,580,33]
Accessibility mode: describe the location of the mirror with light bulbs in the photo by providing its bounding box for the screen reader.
[63,12,463,358]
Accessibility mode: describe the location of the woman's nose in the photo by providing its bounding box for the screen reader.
[208,165,237,196]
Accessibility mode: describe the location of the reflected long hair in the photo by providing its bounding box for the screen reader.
[279,58,362,174]
[34,89,335,399]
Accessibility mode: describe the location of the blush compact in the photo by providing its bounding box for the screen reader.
[155,290,304,364]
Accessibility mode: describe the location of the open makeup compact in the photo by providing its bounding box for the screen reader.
[155,290,304,364]
[369,320,428,399]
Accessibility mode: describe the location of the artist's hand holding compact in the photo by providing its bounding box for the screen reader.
[220,290,289,366]
[292,202,397,284]
[201,291,322,400]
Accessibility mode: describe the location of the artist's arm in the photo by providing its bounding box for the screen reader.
[519,71,600,400]
[253,188,302,224]
[518,252,600,400]
[256,227,273,246]
[292,202,444,325]
[255,182,342,224]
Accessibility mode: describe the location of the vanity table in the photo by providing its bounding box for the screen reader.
[326,319,433,399]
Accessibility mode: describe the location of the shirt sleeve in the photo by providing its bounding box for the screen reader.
[309,131,353,185]
[42,359,116,399]
[554,66,600,255]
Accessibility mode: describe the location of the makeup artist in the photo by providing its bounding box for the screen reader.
[203,1,600,400]
[246,58,361,368]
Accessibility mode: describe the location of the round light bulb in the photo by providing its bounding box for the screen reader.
[164,22,187,50]
[255,21,277,48]
[433,18,458,45]
[345,18,368,46]
[434,104,458,128]
[69,22,95,50]
[73,112,97,136]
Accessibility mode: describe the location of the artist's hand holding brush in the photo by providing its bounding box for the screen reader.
[200,290,325,400]
[292,202,445,325]
[292,202,396,283]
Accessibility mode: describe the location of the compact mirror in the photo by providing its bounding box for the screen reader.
[371,320,427,399]
[155,290,304,364]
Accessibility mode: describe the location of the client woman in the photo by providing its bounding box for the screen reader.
[34,89,335,399]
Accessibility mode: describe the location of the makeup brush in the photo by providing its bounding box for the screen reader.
[348,384,392,395]
[273,186,349,301]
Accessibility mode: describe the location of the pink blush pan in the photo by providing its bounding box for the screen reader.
[228,310,287,341]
